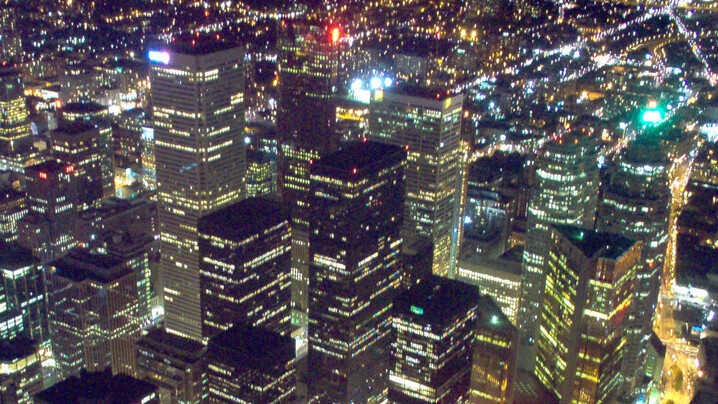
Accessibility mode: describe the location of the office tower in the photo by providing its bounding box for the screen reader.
[536,225,640,404]
[597,137,670,387]
[307,141,405,403]
[18,160,78,264]
[46,248,142,379]
[0,188,27,242]
[0,337,43,404]
[277,23,343,329]
[150,38,246,341]
[369,85,464,278]
[104,231,153,323]
[198,198,291,338]
[135,329,207,404]
[49,121,107,211]
[205,324,295,403]
[642,332,665,404]
[0,65,32,155]
[400,236,433,289]
[34,369,159,404]
[389,275,479,403]
[0,242,48,345]
[246,150,277,198]
[458,246,522,325]
[517,133,599,355]
[469,296,518,404]
[141,126,156,192]
[0,246,24,340]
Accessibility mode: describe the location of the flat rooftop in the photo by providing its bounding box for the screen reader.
[49,248,131,284]
[198,197,287,242]
[0,242,36,269]
[554,224,637,261]
[312,141,405,181]
[0,336,37,362]
[386,83,455,101]
[394,275,480,328]
[165,37,242,56]
[26,160,72,176]
[208,323,294,364]
[61,102,107,114]
[138,328,206,362]
[35,370,156,403]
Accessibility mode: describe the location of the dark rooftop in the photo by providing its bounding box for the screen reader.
[137,328,206,362]
[165,37,242,56]
[312,141,405,181]
[198,197,287,242]
[35,369,157,403]
[553,224,637,261]
[208,323,294,366]
[54,120,96,135]
[394,275,480,328]
[0,241,36,269]
[48,248,131,284]
[61,102,107,114]
[476,295,516,334]
[26,160,72,176]
[386,83,455,101]
[675,233,718,294]
[0,336,37,362]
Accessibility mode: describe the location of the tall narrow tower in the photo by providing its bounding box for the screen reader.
[517,132,599,366]
[0,64,32,155]
[150,38,246,341]
[369,85,464,278]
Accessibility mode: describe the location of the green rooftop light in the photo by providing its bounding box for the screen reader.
[410,306,424,315]
[491,315,499,324]
[641,109,662,124]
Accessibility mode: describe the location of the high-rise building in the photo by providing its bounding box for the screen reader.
[205,324,295,403]
[0,188,27,243]
[535,225,640,404]
[49,121,108,211]
[469,296,518,404]
[0,242,48,345]
[46,248,142,379]
[518,133,599,358]
[307,141,405,403]
[0,65,32,155]
[34,369,159,404]
[135,328,207,404]
[150,38,246,341]
[0,337,43,404]
[198,197,291,338]
[597,137,670,388]
[389,275,479,403]
[103,231,153,323]
[277,23,343,329]
[18,160,78,264]
[369,85,464,278]
[246,150,277,198]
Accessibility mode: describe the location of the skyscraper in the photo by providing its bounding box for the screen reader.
[17,160,78,264]
[0,337,43,404]
[135,328,207,404]
[517,133,599,359]
[597,137,670,389]
[307,141,405,403]
[46,248,142,380]
[150,38,246,341]
[0,64,32,155]
[0,242,48,345]
[535,225,640,404]
[277,23,343,329]
[369,85,464,278]
[198,197,291,338]
[389,275,479,403]
[205,324,295,403]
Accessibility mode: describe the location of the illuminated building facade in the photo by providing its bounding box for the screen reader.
[46,248,142,380]
[308,141,405,403]
[277,23,343,329]
[205,324,295,403]
[369,85,464,279]
[389,275,479,403]
[140,126,156,192]
[135,328,207,404]
[0,337,43,404]
[469,296,518,404]
[518,133,599,353]
[103,232,153,323]
[0,243,48,345]
[597,138,670,389]
[458,246,522,325]
[0,66,32,155]
[150,39,246,341]
[246,150,277,198]
[0,189,27,243]
[198,198,291,338]
[49,121,107,211]
[18,160,78,264]
[535,226,640,404]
